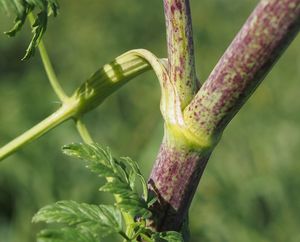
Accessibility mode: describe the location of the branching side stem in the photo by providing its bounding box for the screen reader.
[0,50,154,162]
[28,13,68,102]
[148,0,300,232]
[163,0,198,109]
[0,100,78,160]
[184,0,300,141]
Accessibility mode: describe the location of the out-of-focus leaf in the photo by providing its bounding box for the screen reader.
[36,228,96,242]
[152,231,184,242]
[62,143,116,177]
[1,0,59,59]
[33,200,123,229]
[33,201,123,238]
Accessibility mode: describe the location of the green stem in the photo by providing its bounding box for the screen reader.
[0,50,154,162]
[28,13,68,102]
[75,119,94,143]
[0,100,79,161]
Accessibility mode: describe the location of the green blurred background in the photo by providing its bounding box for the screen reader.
[0,0,299,241]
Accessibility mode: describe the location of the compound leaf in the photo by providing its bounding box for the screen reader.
[36,228,96,242]
[152,231,184,242]
[33,201,123,238]
[63,143,151,218]
[1,0,59,59]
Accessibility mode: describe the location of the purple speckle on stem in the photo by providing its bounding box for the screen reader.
[149,0,300,233]
[184,0,300,138]
[148,143,211,231]
[163,0,198,109]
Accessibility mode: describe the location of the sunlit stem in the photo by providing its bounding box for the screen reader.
[149,0,300,233]
[0,100,79,161]
[0,50,158,163]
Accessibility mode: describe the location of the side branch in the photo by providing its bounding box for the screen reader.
[184,0,300,140]
[0,102,78,161]
[164,0,198,109]
[149,0,300,233]
[0,50,167,161]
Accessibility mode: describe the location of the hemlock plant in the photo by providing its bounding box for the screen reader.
[0,0,299,241]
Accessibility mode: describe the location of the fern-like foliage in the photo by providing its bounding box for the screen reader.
[33,143,184,241]
[0,0,59,60]
[33,201,123,241]
[62,143,151,218]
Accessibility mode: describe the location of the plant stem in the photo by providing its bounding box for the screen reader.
[0,50,154,162]
[148,140,211,231]
[0,100,79,161]
[163,0,198,109]
[184,0,300,141]
[28,13,68,102]
[37,40,68,102]
[75,119,94,143]
[72,49,152,115]
[149,0,300,232]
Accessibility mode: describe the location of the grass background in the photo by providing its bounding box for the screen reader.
[0,0,300,241]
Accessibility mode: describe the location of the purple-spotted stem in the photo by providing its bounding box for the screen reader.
[148,0,300,232]
[163,0,198,109]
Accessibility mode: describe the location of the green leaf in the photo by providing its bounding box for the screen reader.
[62,143,115,177]
[36,228,97,242]
[35,143,181,241]
[118,199,150,218]
[1,0,59,59]
[47,0,59,16]
[62,143,108,162]
[99,178,131,194]
[22,10,47,60]
[3,2,32,37]
[33,201,123,237]
[63,143,152,218]
[122,157,149,201]
[151,231,184,242]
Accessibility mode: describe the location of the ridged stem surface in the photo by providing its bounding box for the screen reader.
[184,0,300,139]
[149,0,300,232]
[163,0,198,109]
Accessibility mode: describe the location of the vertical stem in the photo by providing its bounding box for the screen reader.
[163,0,198,109]
[147,0,205,232]
[149,0,300,233]
[148,141,211,231]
